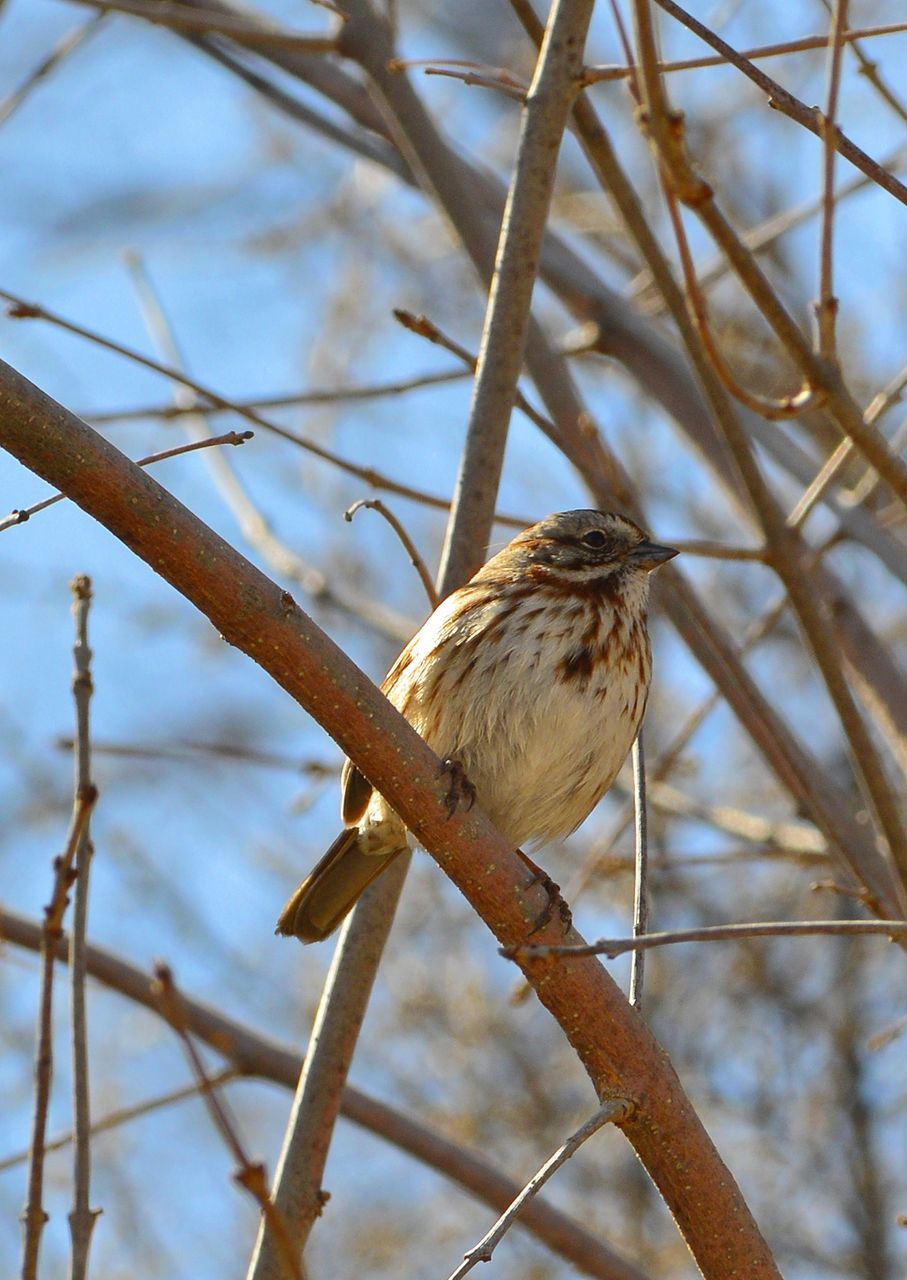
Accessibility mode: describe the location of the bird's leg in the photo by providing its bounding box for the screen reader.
[438,761,570,934]
[515,847,573,935]
[438,758,477,818]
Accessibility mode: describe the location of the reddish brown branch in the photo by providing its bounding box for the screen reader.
[0,360,780,1278]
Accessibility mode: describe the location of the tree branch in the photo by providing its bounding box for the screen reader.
[67,576,101,1280]
[512,919,907,960]
[0,358,781,1278]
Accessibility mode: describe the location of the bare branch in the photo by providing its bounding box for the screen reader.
[0,1070,240,1174]
[628,734,648,1010]
[21,780,98,1280]
[446,1101,630,1280]
[84,367,470,424]
[151,964,304,1280]
[583,21,907,81]
[435,0,595,586]
[344,499,439,609]
[64,0,337,50]
[815,0,849,359]
[67,576,102,1279]
[0,430,253,533]
[511,919,907,961]
[55,734,334,774]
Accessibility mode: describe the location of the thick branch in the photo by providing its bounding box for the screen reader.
[0,360,780,1278]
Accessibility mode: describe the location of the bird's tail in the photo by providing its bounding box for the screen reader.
[276,828,406,944]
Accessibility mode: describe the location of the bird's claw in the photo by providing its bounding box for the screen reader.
[439,758,477,819]
[514,848,572,936]
[526,868,573,936]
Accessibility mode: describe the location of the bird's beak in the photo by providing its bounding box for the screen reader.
[628,540,679,571]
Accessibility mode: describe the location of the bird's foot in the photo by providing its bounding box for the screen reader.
[516,848,573,936]
[439,758,477,819]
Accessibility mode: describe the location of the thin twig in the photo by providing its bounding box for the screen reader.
[786,358,907,529]
[592,847,829,873]
[847,417,907,509]
[21,782,98,1280]
[151,964,304,1280]
[84,366,470,423]
[663,181,817,420]
[0,15,107,127]
[508,919,907,961]
[0,1070,240,1174]
[632,140,907,309]
[0,430,253,532]
[392,310,556,451]
[56,734,334,774]
[628,735,648,1009]
[423,66,527,101]
[65,0,337,50]
[67,577,101,1278]
[344,499,439,608]
[816,0,849,359]
[867,1013,907,1053]
[583,21,907,81]
[825,0,907,129]
[446,1101,630,1280]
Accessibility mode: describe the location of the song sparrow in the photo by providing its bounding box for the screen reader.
[277,510,676,943]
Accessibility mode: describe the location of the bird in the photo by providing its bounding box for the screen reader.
[277,510,677,943]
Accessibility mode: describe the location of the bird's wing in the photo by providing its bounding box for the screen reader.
[340,615,433,826]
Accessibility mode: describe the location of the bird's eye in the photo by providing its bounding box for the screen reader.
[581,530,607,548]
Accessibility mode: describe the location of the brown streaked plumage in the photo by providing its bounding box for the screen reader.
[277,510,677,943]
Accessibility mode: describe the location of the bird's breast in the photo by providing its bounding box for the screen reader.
[391,588,652,847]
